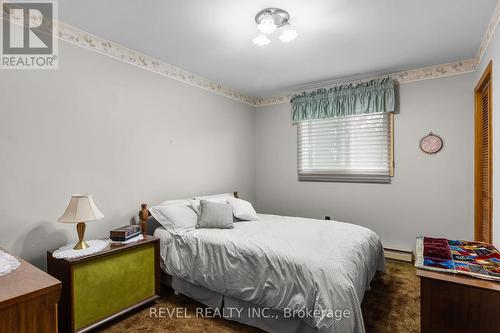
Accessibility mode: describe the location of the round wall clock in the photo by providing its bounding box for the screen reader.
[420,132,443,154]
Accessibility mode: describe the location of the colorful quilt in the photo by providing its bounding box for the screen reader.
[415,236,500,281]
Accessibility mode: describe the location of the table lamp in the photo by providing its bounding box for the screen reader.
[58,194,104,250]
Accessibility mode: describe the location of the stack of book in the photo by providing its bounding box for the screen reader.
[110,225,142,241]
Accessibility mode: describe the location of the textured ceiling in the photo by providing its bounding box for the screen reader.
[59,0,497,97]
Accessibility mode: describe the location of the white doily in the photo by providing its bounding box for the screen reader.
[0,250,21,275]
[52,239,109,259]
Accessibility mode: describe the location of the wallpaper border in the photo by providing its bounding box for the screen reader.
[253,59,477,106]
[475,0,500,67]
[13,4,499,107]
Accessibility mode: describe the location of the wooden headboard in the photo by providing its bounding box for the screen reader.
[138,191,239,235]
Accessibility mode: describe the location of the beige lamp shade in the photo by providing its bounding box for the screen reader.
[58,194,104,223]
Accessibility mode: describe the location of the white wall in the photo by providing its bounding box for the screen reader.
[0,41,256,268]
[256,73,475,251]
[475,25,500,247]
[0,34,484,270]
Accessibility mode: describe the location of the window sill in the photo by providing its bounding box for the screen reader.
[298,174,391,184]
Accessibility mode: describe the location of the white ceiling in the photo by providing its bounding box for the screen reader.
[59,0,497,97]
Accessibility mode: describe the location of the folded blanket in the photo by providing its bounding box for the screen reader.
[415,237,500,282]
[422,237,452,260]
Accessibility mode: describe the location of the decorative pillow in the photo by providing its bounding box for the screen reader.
[149,204,198,235]
[194,193,233,204]
[197,200,234,229]
[227,197,259,221]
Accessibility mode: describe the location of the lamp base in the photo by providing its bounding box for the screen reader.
[73,222,89,250]
[73,240,89,250]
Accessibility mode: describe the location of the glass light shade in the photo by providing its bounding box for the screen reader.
[253,34,271,46]
[257,14,277,34]
[279,28,298,43]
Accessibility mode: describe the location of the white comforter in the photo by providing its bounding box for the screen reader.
[155,214,386,333]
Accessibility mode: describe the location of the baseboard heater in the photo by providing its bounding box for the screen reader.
[384,248,414,262]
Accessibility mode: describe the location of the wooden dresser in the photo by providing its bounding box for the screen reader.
[0,248,61,333]
[418,268,500,333]
[47,235,160,333]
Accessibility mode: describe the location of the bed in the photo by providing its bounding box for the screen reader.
[139,192,386,333]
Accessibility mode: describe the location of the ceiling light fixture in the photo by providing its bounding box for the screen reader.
[253,8,297,46]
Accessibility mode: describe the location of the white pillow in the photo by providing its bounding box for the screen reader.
[194,193,233,204]
[149,204,198,235]
[157,198,191,207]
[227,197,259,221]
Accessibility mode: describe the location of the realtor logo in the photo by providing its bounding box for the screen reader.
[1,1,58,69]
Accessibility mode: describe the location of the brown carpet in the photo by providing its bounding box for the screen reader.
[98,260,419,333]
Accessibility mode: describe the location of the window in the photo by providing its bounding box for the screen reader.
[297,113,394,183]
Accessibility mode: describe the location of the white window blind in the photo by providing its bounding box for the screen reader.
[297,113,393,183]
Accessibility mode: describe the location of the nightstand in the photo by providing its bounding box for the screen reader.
[0,247,61,333]
[47,235,160,333]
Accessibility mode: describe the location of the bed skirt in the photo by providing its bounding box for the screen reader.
[163,273,318,333]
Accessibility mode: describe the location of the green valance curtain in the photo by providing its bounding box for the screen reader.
[290,77,395,123]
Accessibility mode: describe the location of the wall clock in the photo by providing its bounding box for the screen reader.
[420,132,443,154]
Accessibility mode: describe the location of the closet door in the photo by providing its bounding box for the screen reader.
[475,62,492,244]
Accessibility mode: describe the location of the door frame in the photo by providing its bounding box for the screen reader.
[474,61,493,243]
